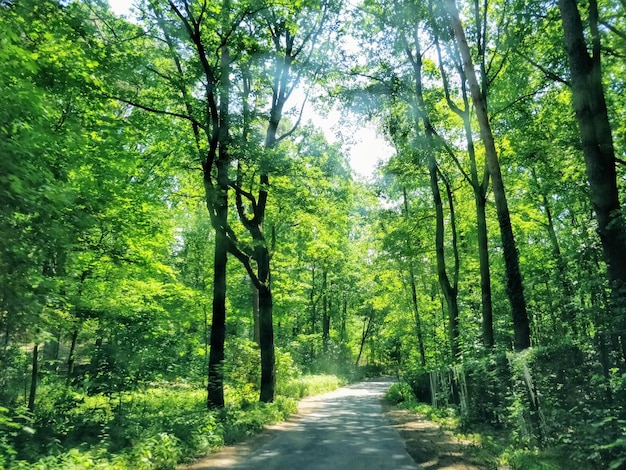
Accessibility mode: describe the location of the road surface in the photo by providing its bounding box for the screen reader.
[188,379,420,469]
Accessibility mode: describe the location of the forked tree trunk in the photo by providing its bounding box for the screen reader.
[429,160,460,360]
[405,23,461,360]
[431,0,494,349]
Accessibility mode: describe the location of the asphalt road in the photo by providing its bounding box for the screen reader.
[197,379,420,470]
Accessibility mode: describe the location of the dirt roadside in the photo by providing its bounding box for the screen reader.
[382,401,487,469]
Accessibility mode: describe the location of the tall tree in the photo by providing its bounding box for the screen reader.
[444,0,531,350]
[429,1,494,349]
[557,0,626,341]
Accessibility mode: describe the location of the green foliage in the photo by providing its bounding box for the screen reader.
[0,370,348,469]
[385,382,417,405]
[120,432,181,470]
[221,398,297,444]
[279,374,347,399]
[399,343,626,469]
[0,407,29,469]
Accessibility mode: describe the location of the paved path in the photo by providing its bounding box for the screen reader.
[188,379,419,469]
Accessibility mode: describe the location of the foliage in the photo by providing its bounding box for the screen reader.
[278,374,347,399]
[2,371,346,469]
[385,382,416,405]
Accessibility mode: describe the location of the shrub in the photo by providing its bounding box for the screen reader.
[385,382,416,406]
[279,374,346,399]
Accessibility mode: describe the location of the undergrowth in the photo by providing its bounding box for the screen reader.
[384,382,598,470]
[1,374,346,469]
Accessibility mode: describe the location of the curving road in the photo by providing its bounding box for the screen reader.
[189,379,419,470]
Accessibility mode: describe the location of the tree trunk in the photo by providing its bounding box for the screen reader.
[206,0,231,408]
[355,316,372,368]
[322,270,330,351]
[558,0,626,335]
[462,109,494,350]
[28,343,39,413]
[91,336,103,377]
[533,169,577,335]
[429,160,460,360]
[402,188,427,366]
[404,22,462,359]
[252,279,260,346]
[341,293,347,342]
[207,209,227,408]
[258,259,275,403]
[445,0,530,350]
[431,2,494,350]
[66,327,79,384]
[408,265,427,367]
[310,265,317,335]
[475,190,494,349]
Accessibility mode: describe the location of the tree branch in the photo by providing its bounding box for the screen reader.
[106,95,206,129]
[515,50,571,87]
[276,90,309,143]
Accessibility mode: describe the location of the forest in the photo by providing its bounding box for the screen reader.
[1,0,626,468]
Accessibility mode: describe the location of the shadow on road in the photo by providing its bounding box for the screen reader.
[187,379,419,470]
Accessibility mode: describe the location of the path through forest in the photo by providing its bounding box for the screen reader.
[182,379,483,469]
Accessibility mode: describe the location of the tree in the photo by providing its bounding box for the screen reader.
[443,0,531,350]
[557,0,626,344]
[428,1,494,349]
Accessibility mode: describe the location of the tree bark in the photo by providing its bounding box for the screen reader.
[207,200,227,408]
[257,251,275,403]
[429,3,496,350]
[445,0,530,350]
[475,189,494,348]
[408,266,427,366]
[341,293,347,342]
[66,327,79,384]
[558,0,626,335]
[206,0,231,407]
[252,279,260,345]
[28,343,39,413]
[355,316,373,368]
[429,160,461,360]
[404,23,462,359]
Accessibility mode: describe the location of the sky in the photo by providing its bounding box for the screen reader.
[105,0,394,179]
